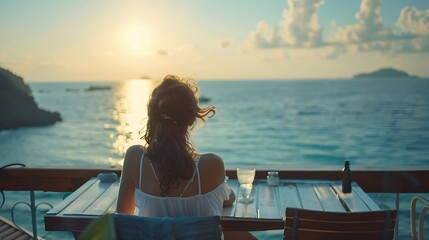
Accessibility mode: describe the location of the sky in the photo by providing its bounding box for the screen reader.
[1,0,428,82]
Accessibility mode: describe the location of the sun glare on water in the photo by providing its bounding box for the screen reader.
[112,79,155,166]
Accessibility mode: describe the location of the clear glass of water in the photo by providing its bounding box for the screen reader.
[237,168,256,203]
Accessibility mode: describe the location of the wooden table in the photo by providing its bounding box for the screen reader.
[44,176,381,235]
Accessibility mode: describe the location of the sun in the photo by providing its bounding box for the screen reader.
[122,24,151,52]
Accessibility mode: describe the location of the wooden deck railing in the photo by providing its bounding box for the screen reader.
[1,167,428,193]
[1,166,428,240]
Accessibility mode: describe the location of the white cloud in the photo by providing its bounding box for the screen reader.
[246,0,325,48]
[246,0,429,57]
[397,7,429,35]
[395,6,429,53]
[331,0,429,53]
[246,21,281,48]
[332,0,400,44]
[280,0,325,47]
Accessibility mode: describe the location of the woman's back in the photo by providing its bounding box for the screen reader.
[119,145,233,216]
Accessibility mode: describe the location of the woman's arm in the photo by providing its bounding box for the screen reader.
[223,189,236,207]
[116,145,142,214]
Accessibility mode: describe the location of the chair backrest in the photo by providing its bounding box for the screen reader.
[284,208,397,240]
[113,214,222,240]
[410,195,429,240]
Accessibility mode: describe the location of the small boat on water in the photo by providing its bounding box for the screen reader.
[198,96,211,103]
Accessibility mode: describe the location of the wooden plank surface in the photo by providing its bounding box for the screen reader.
[313,183,345,212]
[351,183,381,211]
[84,181,120,215]
[296,183,322,210]
[107,199,118,214]
[256,185,280,219]
[46,178,97,215]
[278,183,302,213]
[331,183,370,212]
[54,180,376,217]
[48,178,382,232]
[234,183,258,218]
[62,180,114,215]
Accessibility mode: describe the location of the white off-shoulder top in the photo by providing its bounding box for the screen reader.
[134,153,231,217]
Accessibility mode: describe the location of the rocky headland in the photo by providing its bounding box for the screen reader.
[0,67,62,130]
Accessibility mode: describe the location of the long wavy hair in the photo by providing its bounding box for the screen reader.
[143,75,215,196]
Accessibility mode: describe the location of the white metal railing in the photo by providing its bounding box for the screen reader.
[1,190,53,240]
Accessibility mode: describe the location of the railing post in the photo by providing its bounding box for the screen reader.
[395,193,399,240]
[30,190,38,240]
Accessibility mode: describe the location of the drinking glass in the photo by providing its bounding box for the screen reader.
[237,168,256,203]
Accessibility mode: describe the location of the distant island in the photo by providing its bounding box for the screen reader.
[0,67,62,131]
[85,85,111,91]
[353,68,419,79]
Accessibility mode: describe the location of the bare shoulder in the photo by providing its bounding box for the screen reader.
[199,153,225,172]
[123,145,145,167]
[198,153,226,190]
[125,144,145,156]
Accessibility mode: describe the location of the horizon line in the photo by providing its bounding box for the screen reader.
[26,76,429,83]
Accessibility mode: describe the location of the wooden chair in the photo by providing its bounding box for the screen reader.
[113,214,222,240]
[284,208,397,240]
[410,195,429,240]
[0,216,34,240]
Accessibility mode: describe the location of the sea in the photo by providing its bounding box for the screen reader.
[1,78,428,239]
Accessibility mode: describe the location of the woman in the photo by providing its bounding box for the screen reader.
[117,75,236,220]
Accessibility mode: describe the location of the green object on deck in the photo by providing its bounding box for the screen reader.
[79,214,116,240]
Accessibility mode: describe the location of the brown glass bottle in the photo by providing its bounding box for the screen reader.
[342,160,351,193]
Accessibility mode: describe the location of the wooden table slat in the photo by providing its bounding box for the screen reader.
[331,183,370,212]
[234,184,257,218]
[351,183,381,211]
[312,183,346,212]
[278,183,302,213]
[107,199,118,214]
[46,178,97,215]
[256,185,280,219]
[44,179,383,233]
[84,181,120,215]
[62,180,113,215]
[296,183,323,210]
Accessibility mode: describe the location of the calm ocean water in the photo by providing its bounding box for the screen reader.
[1,78,428,239]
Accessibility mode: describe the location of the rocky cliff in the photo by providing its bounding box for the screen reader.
[0,67,62,130]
